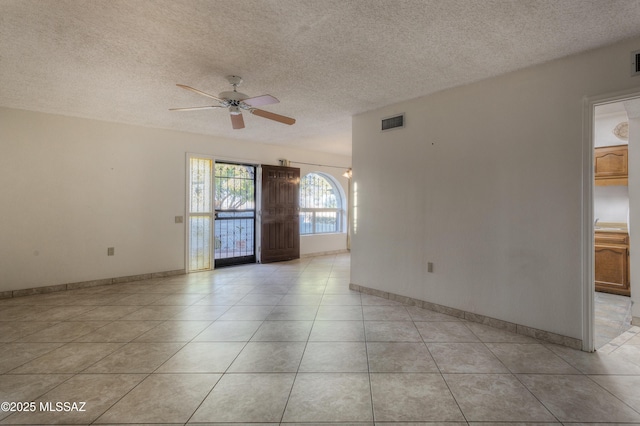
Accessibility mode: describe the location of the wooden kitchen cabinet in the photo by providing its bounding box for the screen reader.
[594,144,628,186]
[595,230,630,296]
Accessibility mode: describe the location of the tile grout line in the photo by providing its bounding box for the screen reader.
[182,265,281,425]
[278,253,322,424]
[583,372,640,418]
[363,294,376,424]
[510,373,562,424]
[92,265,255,424]
[473,325,560,423]
[87,371,155,425]
[101,261,295,423]
[14,254,640,424]
[89,320,192,424]
[414,307,469,424]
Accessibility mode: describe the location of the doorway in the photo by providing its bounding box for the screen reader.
[187,161,301,269]
[594,102,631,349]
[587,94,640,350]
[214,162,256,267]
[186,156,257,272]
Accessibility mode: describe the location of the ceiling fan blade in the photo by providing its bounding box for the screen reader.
[176,84,224,102]
[169,106,224,111]
[243,94,279,107]
[250,108,296,125]
[230,112,245,129]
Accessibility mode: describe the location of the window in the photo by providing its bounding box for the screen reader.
[299,173,343,234]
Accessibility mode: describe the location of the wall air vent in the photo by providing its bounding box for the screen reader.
[381,114,405,131]
[632,49,640,77]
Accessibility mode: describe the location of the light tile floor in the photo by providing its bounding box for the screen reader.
[595,291,633,349]
[2,253,640,424]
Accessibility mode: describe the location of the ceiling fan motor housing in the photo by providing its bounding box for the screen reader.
[219,90,249,102]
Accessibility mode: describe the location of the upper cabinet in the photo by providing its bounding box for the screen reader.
[594,144,628,186]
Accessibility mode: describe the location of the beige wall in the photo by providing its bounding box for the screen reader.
[352,36,640,343]
[0,108,350,292]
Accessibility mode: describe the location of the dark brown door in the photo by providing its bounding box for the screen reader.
[261,165,300,263]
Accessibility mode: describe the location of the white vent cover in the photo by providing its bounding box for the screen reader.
[381,113,405,131]
[632,49,640,77]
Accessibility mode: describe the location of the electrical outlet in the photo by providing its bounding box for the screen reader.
[175,216,184,223]
[427,262,434,273]
[107,247,115,256]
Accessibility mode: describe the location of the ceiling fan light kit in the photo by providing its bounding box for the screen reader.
[170,75,296,130]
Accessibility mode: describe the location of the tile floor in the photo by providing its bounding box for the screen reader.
[595,291,633,349]
[2,253,640,424]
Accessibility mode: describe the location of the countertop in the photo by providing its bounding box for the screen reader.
[595,222,628,234]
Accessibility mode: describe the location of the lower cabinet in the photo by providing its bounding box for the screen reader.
[595,232,630,296]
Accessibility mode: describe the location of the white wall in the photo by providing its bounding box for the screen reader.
[0,108,350,292]
[593,109,629,223]
[352,36,640,341]
[594,110,629,148]
[594,186,629,223]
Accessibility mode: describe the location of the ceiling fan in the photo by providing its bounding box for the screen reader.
[170,75,296,130]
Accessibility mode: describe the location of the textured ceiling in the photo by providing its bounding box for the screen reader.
[2,0,640,156]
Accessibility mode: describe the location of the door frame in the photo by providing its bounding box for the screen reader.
[256,165,262,263]
[213,161,258,268]
[582,88,640,351]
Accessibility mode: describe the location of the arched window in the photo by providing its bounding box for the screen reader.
[299,173,343,235]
